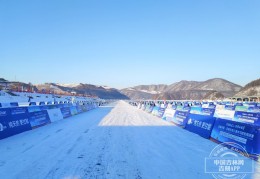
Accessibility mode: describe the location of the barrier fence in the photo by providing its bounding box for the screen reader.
[130,101,260,161]
[0,102,99,140]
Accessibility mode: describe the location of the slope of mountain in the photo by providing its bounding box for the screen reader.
[121,85,168,99]
[1,77,250,100]
[194,78,241,97]
[203,90,225,100]
[36,83,129,99]
[235,78,260,96]
[165,81,200,91]
[155,90,210,100]
[133,85,168,94]
[122,78,242,100]
[0,78,8,82]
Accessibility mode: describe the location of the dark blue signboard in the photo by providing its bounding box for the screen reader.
[211,118,260,160]
[29,110,51,128]
[60,107,72,118]
[185,113,216,138]
[0,108,11,139]
[157,108,166,118]
[172,110,190,128]
[0,107,32,140]
[9,107,32,135]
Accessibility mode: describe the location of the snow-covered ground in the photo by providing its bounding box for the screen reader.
[0,101,259,179]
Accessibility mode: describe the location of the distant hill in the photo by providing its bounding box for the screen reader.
[0,78,37,92]
[235,78,260,96]
[0,78,129,99]
[2,77,256,100]
[203,90,225,100]
[121,85,168,100]
[36,83,129,99]
[0,78,8,82]
[121,78,242,100]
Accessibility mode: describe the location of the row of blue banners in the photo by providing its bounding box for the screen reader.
[136,103,260,161]
[0,103,98,140]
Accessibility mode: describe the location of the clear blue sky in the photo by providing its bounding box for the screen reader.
[0,0,259,89]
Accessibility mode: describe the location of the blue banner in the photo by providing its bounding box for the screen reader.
[9,107,32,135]
[29,110,51,128]
[60,107,72,118]
[157,108,166,118]
[185,113,216,138]
[172,110,190,128]
[0,108,32,140]
[0,108,12,139]
[211,118,260,160]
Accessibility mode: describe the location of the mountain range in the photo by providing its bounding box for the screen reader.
[121,78,242,100]
[1,77,259,100]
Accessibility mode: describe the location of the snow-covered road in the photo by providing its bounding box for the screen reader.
[0,101,259,179]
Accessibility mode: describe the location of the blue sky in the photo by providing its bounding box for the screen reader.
[0,0,259,89]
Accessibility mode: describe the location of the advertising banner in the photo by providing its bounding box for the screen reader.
[172,110,190,128]
[47,108,63,123]
[162,107,176,122]
[214,105,235,120]
[211,118,260,160]
[29,110,51,128]
[0,108,11,139]
[157,108,166,118]
[60,107,72,118]
[9,107,32,136]
[185,108,216,139]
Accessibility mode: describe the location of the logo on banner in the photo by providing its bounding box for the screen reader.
[187,118,193,125]
[205,142,254,179]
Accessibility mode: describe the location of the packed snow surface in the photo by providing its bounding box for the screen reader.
[0,101,259,179]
